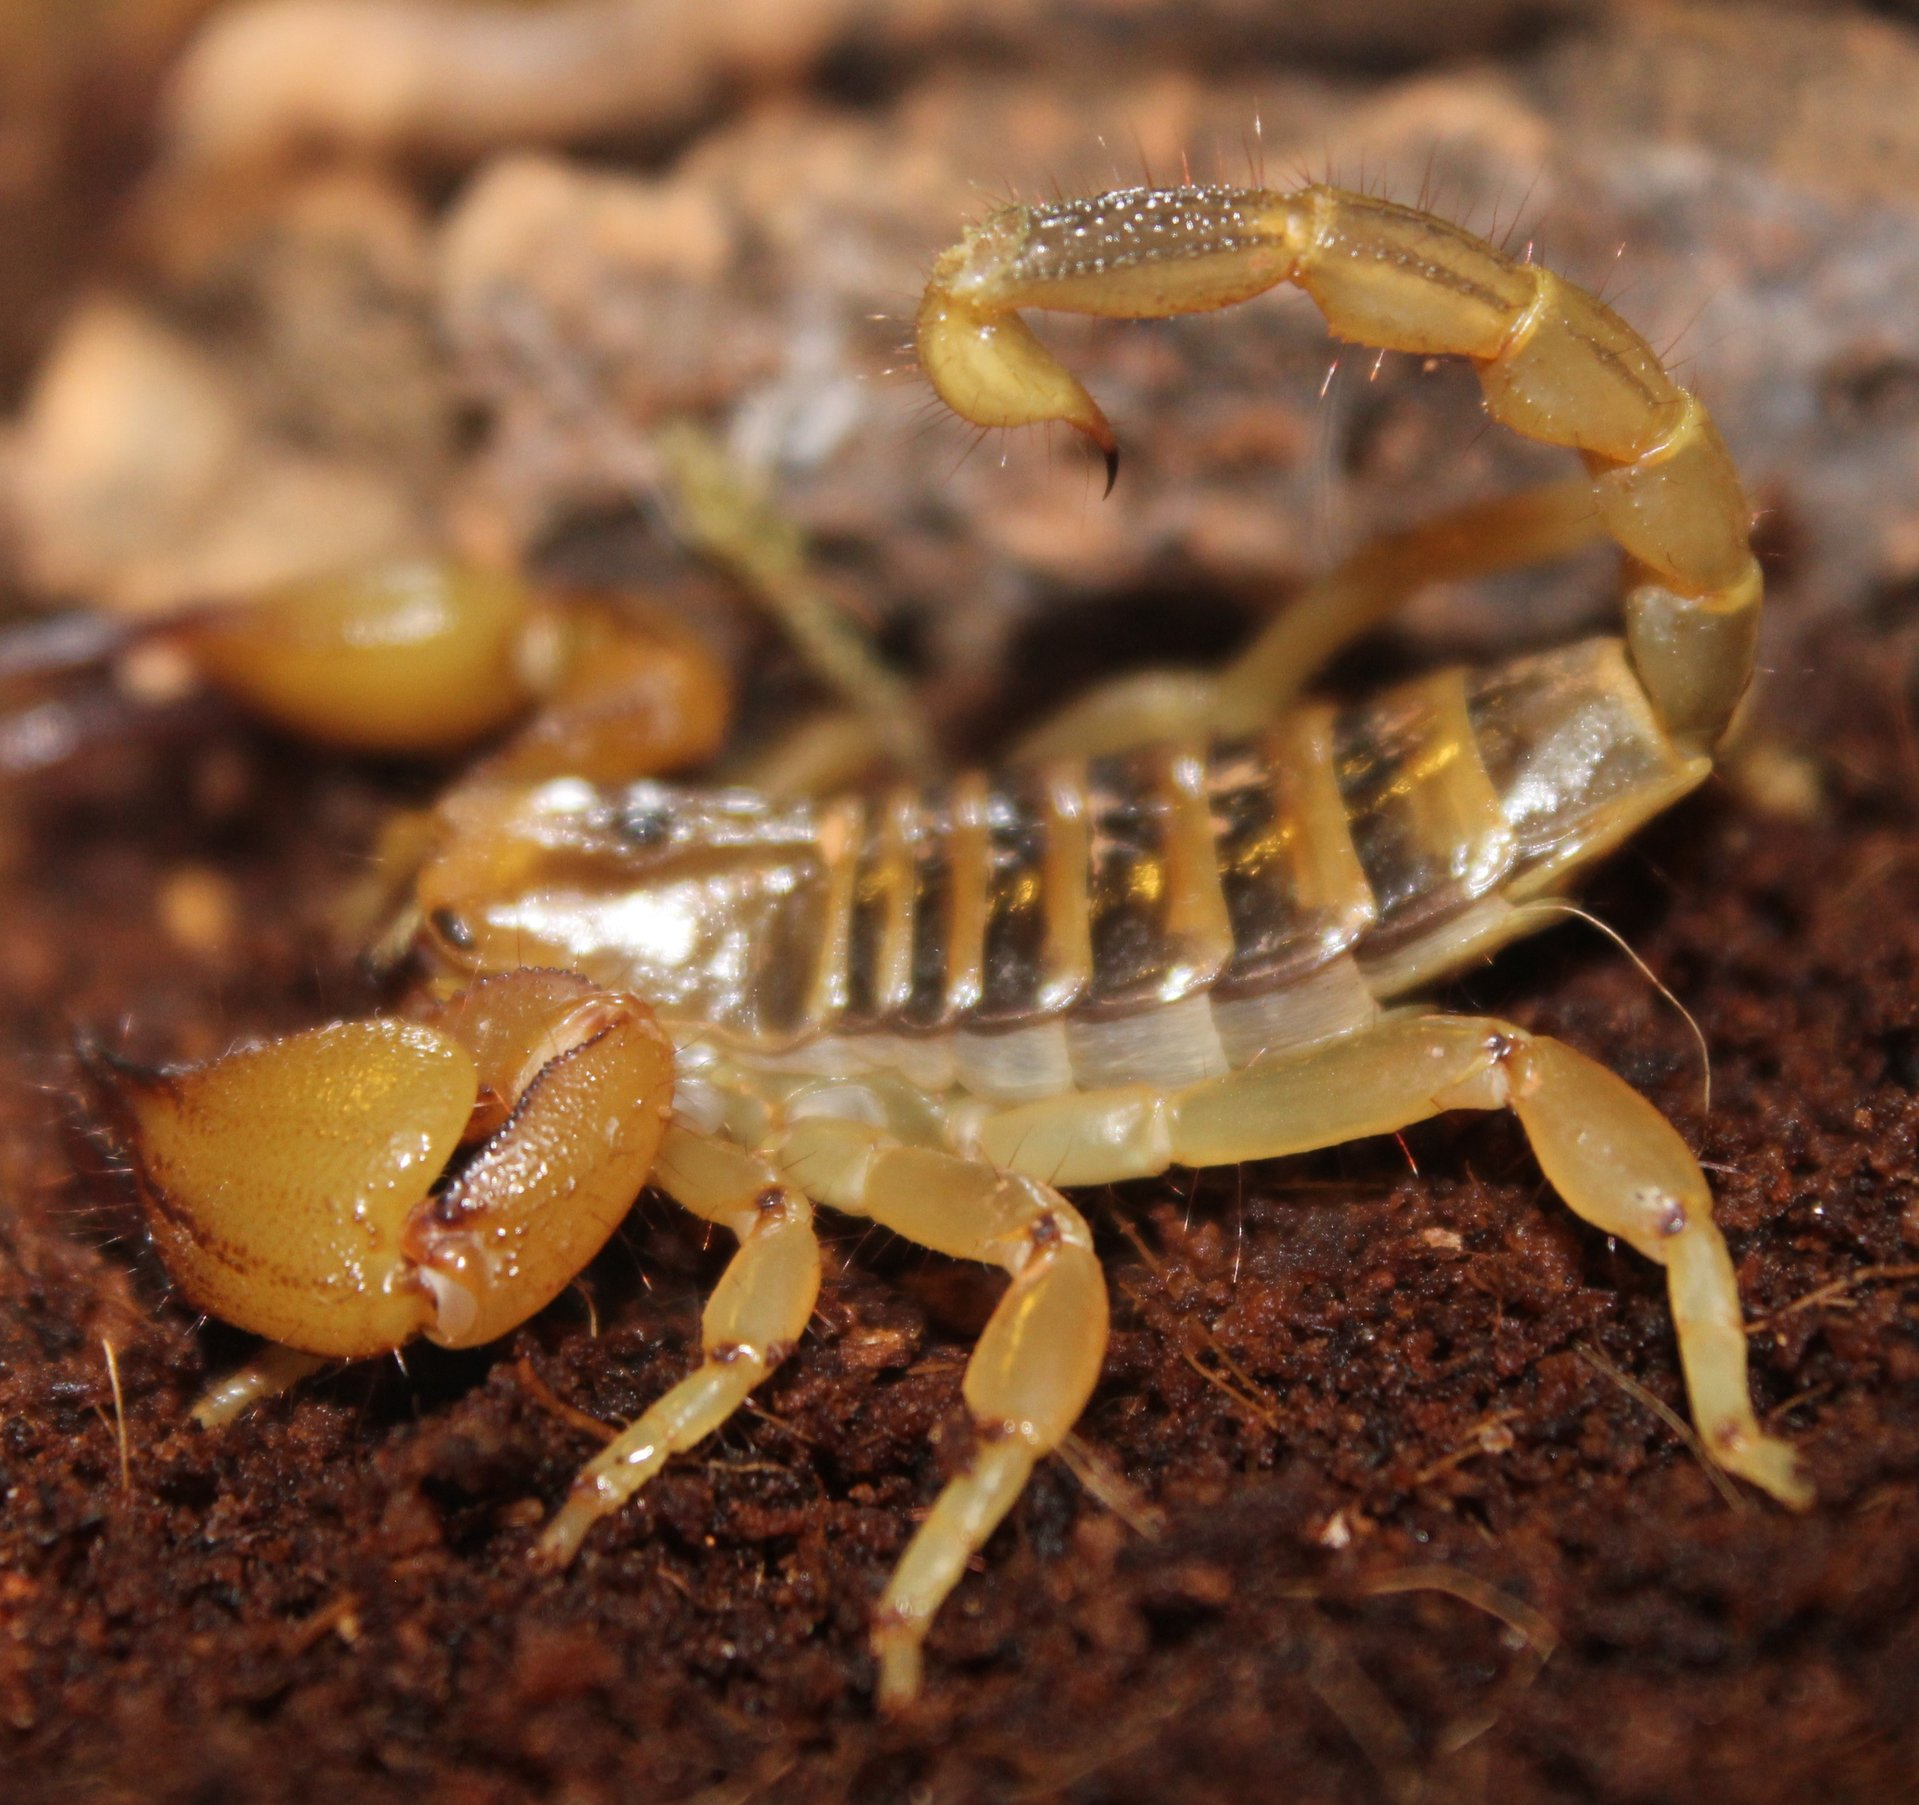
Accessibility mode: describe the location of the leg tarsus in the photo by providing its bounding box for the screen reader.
[1665,1226,1812,1506]
[533,1350,775,1571]
[872,1435,1033,1712]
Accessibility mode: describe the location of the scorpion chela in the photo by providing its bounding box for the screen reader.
[101,181,1810,1709]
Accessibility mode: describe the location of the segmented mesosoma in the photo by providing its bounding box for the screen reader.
[431,637,1700,1102]
[118,181,1809,1712]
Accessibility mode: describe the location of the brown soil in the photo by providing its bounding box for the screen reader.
[4,616,1918,1805]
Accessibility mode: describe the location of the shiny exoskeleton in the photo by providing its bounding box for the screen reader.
[416,638,1700,1102]
[107,181,1809,1715]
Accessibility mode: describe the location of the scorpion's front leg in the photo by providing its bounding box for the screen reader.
[533,1125,820,1568]
[976,1015,1809,1510]
[776,1120,1109,1709]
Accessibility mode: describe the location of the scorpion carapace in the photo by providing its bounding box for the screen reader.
[105,180,1807,1713]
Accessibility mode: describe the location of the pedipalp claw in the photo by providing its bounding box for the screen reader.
[99,972,675,1362]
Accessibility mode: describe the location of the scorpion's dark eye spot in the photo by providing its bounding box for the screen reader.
[430,909,477,951]
[619,801,672,846]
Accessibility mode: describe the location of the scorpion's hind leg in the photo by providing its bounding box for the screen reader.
[1492,1032,1809,1506]
[977,1014,1809,1510]
[776,1120,1110,1709]
[1015,477,1607,763]
[533,1125,821,1569]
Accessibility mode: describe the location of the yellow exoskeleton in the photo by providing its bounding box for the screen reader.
[105,182,1807,1711]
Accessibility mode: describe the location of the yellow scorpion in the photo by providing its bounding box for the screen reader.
[102,182,1808,1710]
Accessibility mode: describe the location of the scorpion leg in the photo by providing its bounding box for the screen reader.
[1015,476,1605,762]
[776,1118,1109,1709]
[178,560,731,770]
[652,420,940,781]
[192,1345,330,1429]
[974,1013,1809,1510]
[721,708,903,799]
[533,1124,821,1569]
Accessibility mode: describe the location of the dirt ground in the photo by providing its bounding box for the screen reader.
[4,5,1919,1803]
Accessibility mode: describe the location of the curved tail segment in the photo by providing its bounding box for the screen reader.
[916,184,1761,749]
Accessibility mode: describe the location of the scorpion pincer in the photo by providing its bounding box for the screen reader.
[101,182,1809,1709]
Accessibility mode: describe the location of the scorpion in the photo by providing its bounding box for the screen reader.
[100,181,1811,1710]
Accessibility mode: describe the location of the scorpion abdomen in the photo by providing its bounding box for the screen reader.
[417,637,1706,1101]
